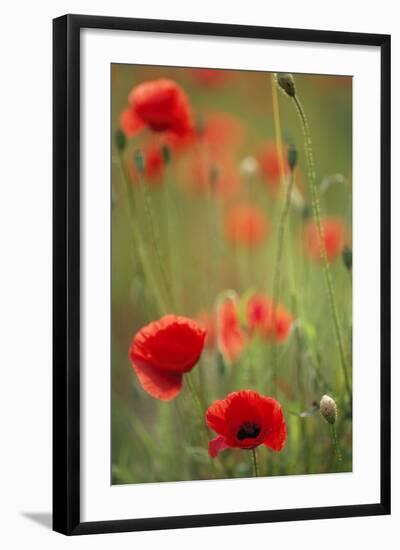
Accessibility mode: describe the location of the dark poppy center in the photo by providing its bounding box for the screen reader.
[237,422,261,441]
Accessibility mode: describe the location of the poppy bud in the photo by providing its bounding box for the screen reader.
[342,245,352,270]
[161,144,172,165]
[196,113,205,136]
[115,129,126,152]
[276,73,296,98]
[287,143,298,171]
[302,202,313,220]
[320,394,337,425]
[133,149,145,177]
[209,165,220,188]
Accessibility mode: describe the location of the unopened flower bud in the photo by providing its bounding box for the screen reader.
[209,165,219,188]
[276,73,296,98]
[342,245,352,271]
[287,143,298,171]
[115,129,126,152]
[320,394,337,425]
[161,144,172,165]
[133,149,145,177]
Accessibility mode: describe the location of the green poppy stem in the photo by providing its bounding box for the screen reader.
[291,94,352,401]
[330,423,342,465]
[115,151,168,315]
[270,167,296,388]
[251,448,259,477]
[138,170,176,312]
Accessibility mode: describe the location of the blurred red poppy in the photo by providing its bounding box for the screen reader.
[303,217,346,262]
[129,315,206,400]
[201,111,245,154]
[119,107,145,138]
[216,298,246,363]
[206,390,287,458]
[247,294,293,343]
[257,142,289,194]
[224,204,269,247]
[128,78,194,135]
[189,68,232,89]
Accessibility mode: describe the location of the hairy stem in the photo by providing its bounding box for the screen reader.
[116,152,168,315]
[292,95,351,401]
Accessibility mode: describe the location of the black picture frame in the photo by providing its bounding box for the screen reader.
[53,14,391,536]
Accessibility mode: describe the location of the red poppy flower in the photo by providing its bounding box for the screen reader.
[257,142,289,194]
[216,298,246,363]
[224,204,269,247]
[206,390,287,458]
[303,217,346,263]
[129,315,206,401]
[128,79,194,135]
[189,68,232,89]
[119,107,145,138]
[246,294,293,343]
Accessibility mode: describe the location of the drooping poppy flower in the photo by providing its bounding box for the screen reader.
[257,142,289,194]
[216,298,246,363]
[119,107,145,138]
[246,294,293,343]
[303,217,347,263]
[206,390,287,458]
[224,204,270,248]
[189,68,233,89]
[128,79,194,136]
[129,315,206,401]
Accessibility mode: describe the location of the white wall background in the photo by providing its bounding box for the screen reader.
[0,0,397,547]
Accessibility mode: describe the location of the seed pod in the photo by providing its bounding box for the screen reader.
[161,144,172,165]
[342,245,352,271]
[133,149,145,177]
[276,73,296,98]
[287,143,298,171]
[115,129,126,152]
[320,394,337,425]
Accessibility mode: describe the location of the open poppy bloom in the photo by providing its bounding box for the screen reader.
[216,298,246,363]
[206,390,287,458]
[128,78,194,136]
[257,142,289,194]
[303,217,346,263]
[129,315,206,401]
[246,294,293,343]
[224,204,270,248]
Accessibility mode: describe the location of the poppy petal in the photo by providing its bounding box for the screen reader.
[132,358,182,401]
[205,398,230,437]
[208,436,229,458]
[263,424,287,451]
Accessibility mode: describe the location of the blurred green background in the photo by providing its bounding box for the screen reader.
[111,65,352,484]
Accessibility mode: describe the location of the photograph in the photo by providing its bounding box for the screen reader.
[111,64,353,484]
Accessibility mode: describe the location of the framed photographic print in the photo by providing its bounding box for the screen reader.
[53,14,391,535]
